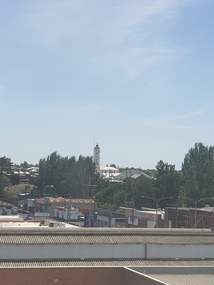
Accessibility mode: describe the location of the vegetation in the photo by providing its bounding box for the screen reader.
[35,152,97,198]
[1,142,214,210]
[0,174,10,201]
[180,142,214,207]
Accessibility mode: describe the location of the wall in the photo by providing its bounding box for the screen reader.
[0,242,214,260]
[165,207,214,228]
[0,266,212,285]
[147,244,214,259]
[0,244,145,260]
[0,267,123,285]
[0,267,165,285]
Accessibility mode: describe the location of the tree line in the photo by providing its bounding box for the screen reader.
[36,152,97,198]
[1,142,214,210]
[97,143,214,210]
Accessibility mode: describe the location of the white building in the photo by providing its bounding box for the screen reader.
[99,166,119,180]
[94,144,153,182]
[54,206,82,221]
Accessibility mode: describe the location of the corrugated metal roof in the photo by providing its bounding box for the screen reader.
[147,274,214,285]
[0,233,214,245]
[0,228,213,245]
[0,259,213,268]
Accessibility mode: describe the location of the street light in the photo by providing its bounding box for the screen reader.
[125,198,135,227]
[182,197,213,228]
[142,196,173,228]
[92,196,98,227]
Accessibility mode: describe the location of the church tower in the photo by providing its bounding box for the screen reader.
[94,143,100,173]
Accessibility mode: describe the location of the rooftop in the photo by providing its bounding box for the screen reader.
[0,259,214,268]
[0,227,213,245]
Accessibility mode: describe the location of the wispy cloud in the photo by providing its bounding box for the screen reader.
[16,0,198,45]
[39,103,105,116]
[141,108,209,129]
[7,0,198,79]
[100,46,188,80]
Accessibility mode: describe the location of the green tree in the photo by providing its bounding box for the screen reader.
[37,152,96,198]
[0,157,11,172]
[0,174,10,200]
[20,161,31,169]
[155,160,183,205]
[182,142,214,200]
[138,177,156,209]
[10,173,20,186]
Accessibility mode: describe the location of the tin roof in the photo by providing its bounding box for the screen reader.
[0,228,213,245]
[147,274,214,285]
[0,259,213,268]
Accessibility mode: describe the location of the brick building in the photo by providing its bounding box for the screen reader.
[165,206,214,228]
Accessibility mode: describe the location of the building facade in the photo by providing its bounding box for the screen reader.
[165,206,214,228]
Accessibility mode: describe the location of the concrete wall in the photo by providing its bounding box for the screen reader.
[0,244,145,260]
[147,244,214,259]
[0,243,214,260]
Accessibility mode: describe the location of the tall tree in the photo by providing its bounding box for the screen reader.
[182,143,214,200]
[0,174,10,200]
[155,160,182,205]
[37,152,96,198]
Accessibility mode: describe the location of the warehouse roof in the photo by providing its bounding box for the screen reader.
[0,259,214,268]
[147,274,214,285]
[0,227,213,245]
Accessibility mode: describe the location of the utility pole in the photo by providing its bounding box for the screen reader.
[142,196,173,228]
[131,199,135,228]
[167,201,178,228]
[183,197,213,228]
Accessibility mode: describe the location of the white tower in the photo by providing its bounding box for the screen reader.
[94,143,100,173]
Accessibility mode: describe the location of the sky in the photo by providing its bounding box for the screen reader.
[0,0,214,170]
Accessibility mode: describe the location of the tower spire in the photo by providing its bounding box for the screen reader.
[94,143,100,173]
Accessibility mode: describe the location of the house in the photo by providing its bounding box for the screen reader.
[99,166,119,180]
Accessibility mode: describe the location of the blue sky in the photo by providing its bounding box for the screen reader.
[0,0,214,170]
